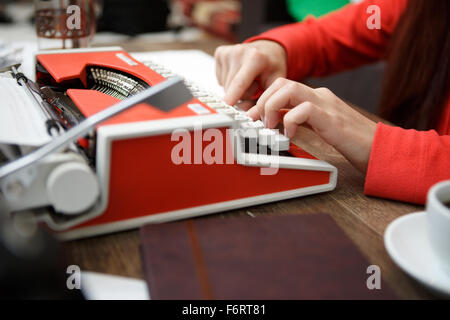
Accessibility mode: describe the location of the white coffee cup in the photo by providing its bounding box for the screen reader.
[426,180,450,275]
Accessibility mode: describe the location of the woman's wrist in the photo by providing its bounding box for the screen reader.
[339,118,377,173]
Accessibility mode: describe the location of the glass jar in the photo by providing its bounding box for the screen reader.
[34,0,96,50]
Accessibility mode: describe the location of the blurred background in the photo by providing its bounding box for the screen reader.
[96,0,358,42]
[0,0,357,41]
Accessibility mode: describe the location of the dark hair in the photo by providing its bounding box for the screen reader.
[379,0,450,130]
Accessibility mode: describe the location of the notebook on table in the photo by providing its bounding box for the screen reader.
[140,214,397,299]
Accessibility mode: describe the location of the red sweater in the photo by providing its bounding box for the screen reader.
[247,0,450,204]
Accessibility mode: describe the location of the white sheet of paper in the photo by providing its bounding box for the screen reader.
[131,50,225,98]
[0,78,51,146]
[81,272,150,300]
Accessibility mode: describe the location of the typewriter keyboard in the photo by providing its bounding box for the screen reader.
[143,60,291,153]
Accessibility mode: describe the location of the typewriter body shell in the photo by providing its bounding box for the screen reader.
[7,47,337,240]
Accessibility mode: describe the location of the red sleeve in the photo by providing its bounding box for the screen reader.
[364,123,450,204]
[245,0,408,80]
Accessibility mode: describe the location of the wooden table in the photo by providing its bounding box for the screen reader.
[64,36,434,299]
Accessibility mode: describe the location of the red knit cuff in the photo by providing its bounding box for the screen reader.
[364,123,425,204]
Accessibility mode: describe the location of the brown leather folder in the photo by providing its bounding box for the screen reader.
[140,214,397,299]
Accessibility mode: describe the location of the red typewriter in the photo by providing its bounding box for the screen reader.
[0,47,337,239]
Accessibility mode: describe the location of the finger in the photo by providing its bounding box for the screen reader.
[216,59,223,86]
[247,103,291,124]
[254,77,288,119]
[224,46,245,93]
[214,47,224,86]
[246,79,285,124]
[224,61,241,93]
[236,100,255,111]
[248,78,299,122]
[247,105,289,122]
[223,55,265,106]
[258,80,319,126]
[264,83,312,128]
[283,102,329,138]
[220,55,230,87]
[216,46,231,87]
[247,105,260,120]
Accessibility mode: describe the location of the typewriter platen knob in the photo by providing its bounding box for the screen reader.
[46,162,100,215]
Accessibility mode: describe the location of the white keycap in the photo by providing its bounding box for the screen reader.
[193,90,208,96]
[220,108,237,118]
[234,114,252,124]
[225,105,238,111]
[258,128,276,146]
[240,121,256,130]
[239,128,259,152]
[235,109,248,115]
[270,134,290,151]
[208,102,227,109]
[198,96,219,103]
[217,105,236,113]
[254,120,264,126]
[239,127,258,139]
[248,120,264,129]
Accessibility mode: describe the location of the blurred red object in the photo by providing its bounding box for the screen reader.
[177,0,241,42]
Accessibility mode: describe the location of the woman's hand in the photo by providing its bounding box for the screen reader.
[247,78,377,173]
[214,40,287,107]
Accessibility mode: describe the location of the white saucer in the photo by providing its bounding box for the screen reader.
[385,211,450,298]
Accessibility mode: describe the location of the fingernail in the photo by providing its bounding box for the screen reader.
[262,116,266,127]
